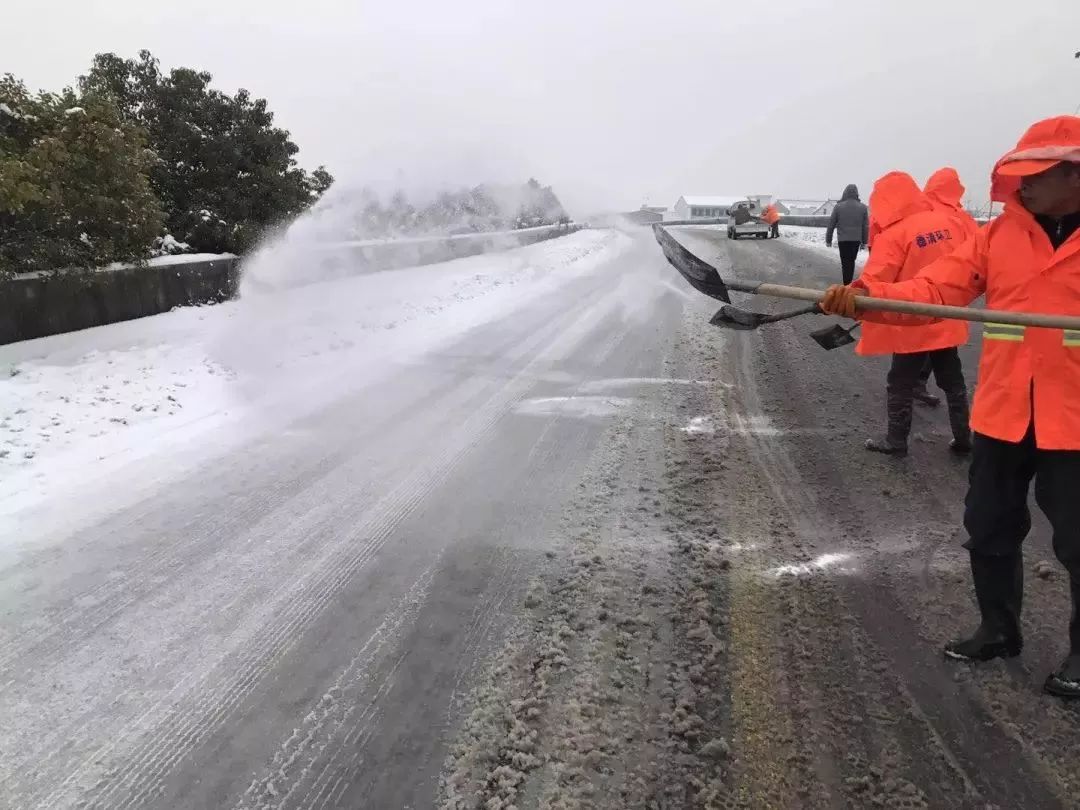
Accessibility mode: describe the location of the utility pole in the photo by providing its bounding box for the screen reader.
[1075,50,1080,114]
[990,52,1079,220]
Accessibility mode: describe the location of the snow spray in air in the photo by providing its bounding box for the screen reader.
[209,163,574,401]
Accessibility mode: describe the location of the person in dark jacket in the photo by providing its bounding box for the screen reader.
[826,184,870,284]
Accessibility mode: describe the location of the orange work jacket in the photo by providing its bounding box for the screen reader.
[924,167,979,240]
[860,116,1080,449]
[851,171,969,356]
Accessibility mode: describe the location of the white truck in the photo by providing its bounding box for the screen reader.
[725,194,772,240]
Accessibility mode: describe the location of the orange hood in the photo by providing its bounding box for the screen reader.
[923,167,965,212]
[869,171,931,230]
[991,115,1080,202]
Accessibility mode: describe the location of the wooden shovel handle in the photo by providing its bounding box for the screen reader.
[725,280,1080,331]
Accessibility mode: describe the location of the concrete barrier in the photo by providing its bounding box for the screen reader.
[0,257,240,346]
[292,224,583,287]
[0,224,582,345]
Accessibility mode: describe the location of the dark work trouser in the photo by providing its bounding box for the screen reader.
[838,241,861,284]
[770,222,779,238]
[964,427,1080,653]
[884,348,970,447]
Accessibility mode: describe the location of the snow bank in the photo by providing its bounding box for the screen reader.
[780,225,868,270]
[145,253,234,267]
[96,252,234,273]
[0,342,232,465]
[0,229,630,516]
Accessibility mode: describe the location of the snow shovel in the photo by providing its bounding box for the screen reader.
[652,225,832,327]
[653,224,1080,332]
[713,300,858,349]
[809,323,859,350]
[711,303,821,330]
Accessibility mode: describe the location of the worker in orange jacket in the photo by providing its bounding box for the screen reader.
[867,168,979,251]
[867,216,883,252]
[761,203,781,238]
[908,168,982,408]
[869,207,944,408]
[924,167,979,240]
[821,116,1080,698]
[846,171,972,455]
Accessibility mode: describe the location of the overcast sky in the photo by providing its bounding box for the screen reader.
[6,0,1080,214]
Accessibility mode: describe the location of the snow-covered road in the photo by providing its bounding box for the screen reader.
[4,225,1076,809]
[0,228,690,808]
[1,230,634,528]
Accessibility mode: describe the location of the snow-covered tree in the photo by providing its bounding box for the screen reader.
[80,50,333,255]
[0,75,163,277]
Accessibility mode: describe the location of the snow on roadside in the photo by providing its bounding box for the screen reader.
[0,229,631,515]
[780,225,868,270]
[0,344,232,466]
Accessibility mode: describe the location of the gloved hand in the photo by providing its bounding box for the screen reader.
[825,240,832,248]
[820,284,865,319]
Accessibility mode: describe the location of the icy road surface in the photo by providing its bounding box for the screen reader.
[1,226,1077,809]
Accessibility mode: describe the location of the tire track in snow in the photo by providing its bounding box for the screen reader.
[51,369,521,810]
[42,261,632,810]
[1,297,576,805]
[0,267,604,682]
[233,565,436,810]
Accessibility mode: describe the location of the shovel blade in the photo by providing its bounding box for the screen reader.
[810,323,857,350]
[652,224,732,303]
[709,305,764,330]
[711,302,823,331]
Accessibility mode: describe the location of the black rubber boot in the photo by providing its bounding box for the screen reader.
[1044,655,1080,698]
[914,387,942,408]
[913,359,938,406]
[1046,570,1080,697]
[945,624,1023,661]
[865,438,908,455]
[950,438,973,455]
[944,553,1023,662]
[946,387,972,454]
[877,371,915,455]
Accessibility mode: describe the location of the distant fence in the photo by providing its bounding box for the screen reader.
[778,215,831,228]
[657,218,729,227]
[0,223,582,345]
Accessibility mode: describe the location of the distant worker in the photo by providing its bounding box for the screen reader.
[821,116,1080,698]
[825,184,870,284]
[761,203,781,238]
[835,171,973,455]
